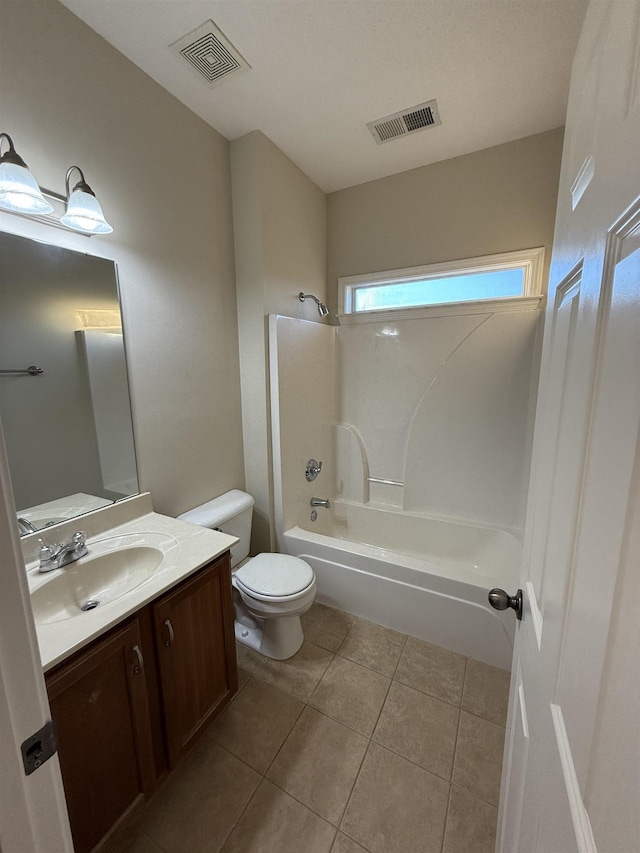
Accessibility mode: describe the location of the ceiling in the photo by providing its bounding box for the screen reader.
[58,0,588,193]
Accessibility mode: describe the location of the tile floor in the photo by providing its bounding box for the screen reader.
[118,603,510,853]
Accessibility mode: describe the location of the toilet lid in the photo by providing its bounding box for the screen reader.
[234,553,314,597]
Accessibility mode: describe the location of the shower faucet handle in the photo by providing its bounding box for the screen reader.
[305,459,322,481]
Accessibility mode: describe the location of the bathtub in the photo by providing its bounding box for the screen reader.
[280,502,520,670]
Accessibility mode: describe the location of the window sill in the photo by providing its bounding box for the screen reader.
[337,295,544,324]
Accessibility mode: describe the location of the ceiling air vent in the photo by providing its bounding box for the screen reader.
[367,100,441,145]
[171,21,250,86]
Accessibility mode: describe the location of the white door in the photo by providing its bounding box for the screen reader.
[498,2,640,852]
[0,420,73,851]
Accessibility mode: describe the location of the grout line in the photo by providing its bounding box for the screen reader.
[210,771,261,852]
[369,661,396,740]
[306,701,377,740]
[334,648,401,679]
[459,706,508,729]
[265,772,350,831]
[438,783,456,853]
[435,656,470,853]
[262,700,370,830]
[336,736,376,835]
[449,781,500,811]
[338,828,375,853]
[450,656,468,781]
[262,702,307,777]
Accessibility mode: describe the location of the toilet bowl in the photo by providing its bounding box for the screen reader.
[178,490,316,660]
[232,553,316,659]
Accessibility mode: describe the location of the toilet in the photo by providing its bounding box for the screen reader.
[178,490,316,660]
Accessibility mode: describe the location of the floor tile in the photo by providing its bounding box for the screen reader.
[331,832,369,852]
[373,680,459,780]
[302,603,357,652]
[111,830,164,853]
[235,640,334,702]
[220,779,336,853]
[341,742,449,853]
[208,677,304,772]
[309,655,390,736]
[138,740,260,853]
[337,618,406,677]
[452,710,505,807]
[462,657,511,726]
[237,666,252,689]
[442,786,499,853]
[267,707,368,825]
[395,636,467,705]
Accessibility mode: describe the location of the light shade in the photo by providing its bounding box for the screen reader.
[0,134,54,215]
[60,166,113,234]
[61,187,113,234]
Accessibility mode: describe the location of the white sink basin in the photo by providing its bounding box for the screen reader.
[30,532,178,624]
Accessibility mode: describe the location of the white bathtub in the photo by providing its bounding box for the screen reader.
[281,502,520,670]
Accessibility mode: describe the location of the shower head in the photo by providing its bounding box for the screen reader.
[299,292,329,317]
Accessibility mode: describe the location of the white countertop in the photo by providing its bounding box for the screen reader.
[26,508,237,672]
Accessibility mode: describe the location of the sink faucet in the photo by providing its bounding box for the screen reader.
[38,531,88,572]
[310,497,331,509]
[17,517,38,535]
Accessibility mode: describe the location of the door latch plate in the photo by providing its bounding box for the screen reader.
[21,719,57,775]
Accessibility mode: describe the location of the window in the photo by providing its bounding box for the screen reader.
[339,248,545,317]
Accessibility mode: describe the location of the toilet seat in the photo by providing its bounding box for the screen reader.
[234,553,314,600]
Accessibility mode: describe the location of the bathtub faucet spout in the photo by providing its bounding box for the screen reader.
[310,497,331,509]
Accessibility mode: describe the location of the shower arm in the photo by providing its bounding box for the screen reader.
[299,292,329,317]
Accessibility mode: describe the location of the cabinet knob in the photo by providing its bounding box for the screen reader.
[163,619,174,647]
[131,644,144,675]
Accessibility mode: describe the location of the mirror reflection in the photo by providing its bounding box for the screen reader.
[0,231,139,534]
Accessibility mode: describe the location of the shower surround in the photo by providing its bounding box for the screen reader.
[270,309,541,667]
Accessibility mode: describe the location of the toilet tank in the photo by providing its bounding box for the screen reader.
[177,489,255,568]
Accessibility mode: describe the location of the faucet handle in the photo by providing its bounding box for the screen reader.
[72,531,87,547]
[70,531,88,555]
[37,538,58,562]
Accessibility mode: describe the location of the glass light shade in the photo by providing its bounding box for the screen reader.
[0,161,54,214]
[60,188,113,234]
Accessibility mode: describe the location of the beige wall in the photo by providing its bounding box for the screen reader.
[327,128,564,310]
[0,0,245,518]
[231,131,327,552]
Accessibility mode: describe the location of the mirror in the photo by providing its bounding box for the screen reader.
[0,231,139,534]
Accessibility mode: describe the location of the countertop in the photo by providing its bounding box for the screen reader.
[26,509,238,672]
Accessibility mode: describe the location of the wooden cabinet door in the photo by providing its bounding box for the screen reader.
[47,618,156,853]
[153,554,238,767]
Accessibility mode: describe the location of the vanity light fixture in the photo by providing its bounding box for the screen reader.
[0,133,54,215]
[0,132,112,236]
[60,166,113,235]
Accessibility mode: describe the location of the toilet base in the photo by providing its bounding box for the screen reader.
[234,604,304,660]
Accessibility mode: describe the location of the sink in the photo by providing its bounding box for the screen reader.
[30,532,178,624]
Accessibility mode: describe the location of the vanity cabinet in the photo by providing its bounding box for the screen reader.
[46,617,156,853]
[45,552,237,853]
[153,555,238,767]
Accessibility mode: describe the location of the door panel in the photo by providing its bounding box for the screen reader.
[556,209,640,784]
[47,618,155,853]
[498,3,640,851]
[153,556,237,767]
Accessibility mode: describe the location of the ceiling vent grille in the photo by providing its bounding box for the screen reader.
[171,21,250,86]
[367,100,441,145]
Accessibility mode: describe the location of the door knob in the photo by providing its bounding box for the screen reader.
[488,587,523,621]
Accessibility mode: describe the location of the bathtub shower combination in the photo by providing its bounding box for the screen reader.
[270,312,540,670]
[283,502,518,670]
